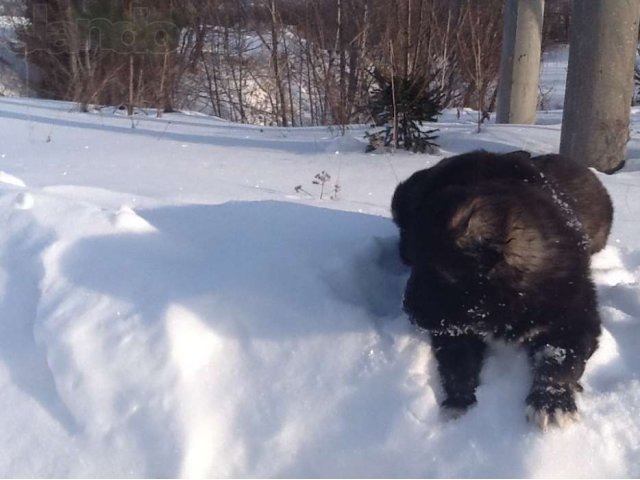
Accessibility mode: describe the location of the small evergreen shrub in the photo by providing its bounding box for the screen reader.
[365,73,442,154]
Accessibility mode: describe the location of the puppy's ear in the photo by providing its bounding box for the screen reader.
[449,197,505,270]
[449,198,478,236]
[502,150,532,162]
[391,169,437,227]
[449,197,502,239]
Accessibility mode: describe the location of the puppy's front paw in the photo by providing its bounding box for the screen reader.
[441,392,476,420]
[525,385,579,430]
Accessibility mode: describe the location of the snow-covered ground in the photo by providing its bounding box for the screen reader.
[0,71,640,476]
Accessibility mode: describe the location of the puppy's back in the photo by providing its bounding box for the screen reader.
[532,154,613,254]
[449,183,590,290]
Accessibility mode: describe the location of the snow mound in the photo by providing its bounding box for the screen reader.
[32,199,425,477]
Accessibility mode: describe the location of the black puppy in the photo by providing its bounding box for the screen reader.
[393,150,609,429]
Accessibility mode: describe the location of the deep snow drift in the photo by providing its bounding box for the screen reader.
[0,89,639,476]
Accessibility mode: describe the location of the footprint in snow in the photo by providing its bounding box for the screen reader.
[591,246,636,286]
[13,192,34,210]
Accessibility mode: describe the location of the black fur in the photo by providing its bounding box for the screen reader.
[392,150,608,426]
[532,153,613,254]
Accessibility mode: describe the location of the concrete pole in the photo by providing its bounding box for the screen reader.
[560,0,640,173]
[496,0,545,124]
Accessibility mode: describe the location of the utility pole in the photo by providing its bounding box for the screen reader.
[497,0,545,124]
[560,0,640,173]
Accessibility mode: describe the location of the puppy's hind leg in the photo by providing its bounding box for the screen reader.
[431,333,487,418]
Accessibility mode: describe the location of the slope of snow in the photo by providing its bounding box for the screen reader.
[0,83,639,476]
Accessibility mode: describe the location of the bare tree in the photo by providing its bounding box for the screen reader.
[455,0,504,132]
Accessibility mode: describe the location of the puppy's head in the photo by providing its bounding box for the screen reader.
[391,150,535,231]
[410,183,568,291]
[391,150,540,269]
[404,186,508,284]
